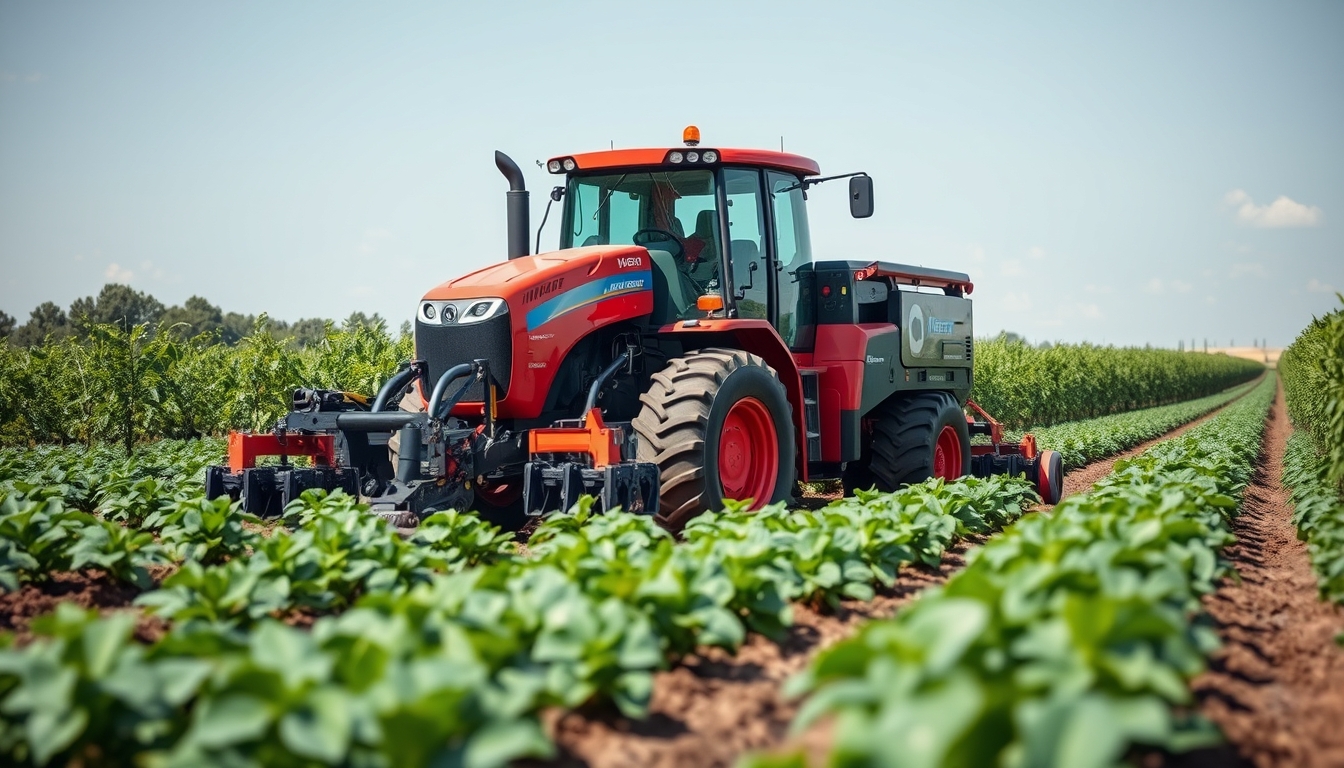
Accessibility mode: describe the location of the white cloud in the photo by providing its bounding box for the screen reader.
[1077,303,1103,319]
[1027,246,1046,261]
[1170,279,1192,293]
[999,259,1024,277]
[1083,283,1112,295]
[1307,277,1337,294]
[1205,296,1217,305]
[138,260,166,280]
[1229,262,1267,279]
[105,263,133,283]
[1225,188,1322,228]
[1144,278,1164,294]
[969,245,986,264]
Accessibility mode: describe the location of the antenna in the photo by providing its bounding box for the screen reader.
[610,139,614,150]
[780,136,784,152]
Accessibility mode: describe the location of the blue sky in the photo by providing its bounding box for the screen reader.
[1,1,1340,346]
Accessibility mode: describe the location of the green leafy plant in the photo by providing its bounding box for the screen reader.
[971,337,1263,429]
[1280,294,1344,490]
[761,374,1278,768]
[1283,432,1344,604]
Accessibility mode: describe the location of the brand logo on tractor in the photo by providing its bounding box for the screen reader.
[617,256,643,268]
[908,304,926,354]
[866,355,885,364]
[606,278,647,293]
[929,318,955,334]
[522,278,564,305]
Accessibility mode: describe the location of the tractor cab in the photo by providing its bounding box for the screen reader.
[548,127,872,351]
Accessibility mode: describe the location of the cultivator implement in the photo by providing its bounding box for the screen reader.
[205,355,660,523]
[965,399,1062,504]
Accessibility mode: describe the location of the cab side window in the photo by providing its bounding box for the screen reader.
[722,168,769,319]
[768,171,814,349]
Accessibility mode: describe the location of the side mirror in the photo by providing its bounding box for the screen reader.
[849,175,874,219]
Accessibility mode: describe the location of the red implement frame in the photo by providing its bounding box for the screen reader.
[964,399,1037,459]
[527,408,623,468]
[227,433,336,472]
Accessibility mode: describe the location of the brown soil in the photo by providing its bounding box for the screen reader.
[1177,385,1344,768]
[532,390,1262,768]
[0,570,165,646]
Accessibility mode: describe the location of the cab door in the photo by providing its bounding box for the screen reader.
[766,171,815,351]
[721,168,771,320]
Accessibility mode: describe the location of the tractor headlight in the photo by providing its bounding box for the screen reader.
[562,158,577,171]
[419,299,504,325]
[547,159,562,173]
[421,301,457,324]
[457,298,507,325]
[686,151,700,163]
[701,150,718,163]
[669,151,684,164]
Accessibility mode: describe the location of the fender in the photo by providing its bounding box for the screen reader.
[657,318,809,481]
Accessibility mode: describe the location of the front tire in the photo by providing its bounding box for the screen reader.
[844,392,971,494]
[632,348,796,531]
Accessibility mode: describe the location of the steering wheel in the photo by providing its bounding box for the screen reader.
[632,228,685,264]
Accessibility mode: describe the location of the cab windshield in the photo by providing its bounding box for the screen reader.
[561,170,722,321]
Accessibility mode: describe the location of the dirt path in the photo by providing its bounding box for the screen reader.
[533,392,1260,768]
[1180,384,1344,768]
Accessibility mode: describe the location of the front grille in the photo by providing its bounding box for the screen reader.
[415,313,512,401]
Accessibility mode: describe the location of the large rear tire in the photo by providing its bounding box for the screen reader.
[632,348,796,531]
[843,392,971,495]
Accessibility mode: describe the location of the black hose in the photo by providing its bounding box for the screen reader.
[583,351,630,416]
[371,366,417,412]
[428,363,476,420]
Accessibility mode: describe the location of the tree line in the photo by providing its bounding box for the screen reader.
[0,283,401,349]
[0,310,412,450]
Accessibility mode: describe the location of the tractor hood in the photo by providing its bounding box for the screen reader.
[421,244,654,331]
[415,244,655,420]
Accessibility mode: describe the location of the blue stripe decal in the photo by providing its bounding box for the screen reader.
[526,270,653,331]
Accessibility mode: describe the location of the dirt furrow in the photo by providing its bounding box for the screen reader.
[534,393,1258,768]
[1178,384,1344,768]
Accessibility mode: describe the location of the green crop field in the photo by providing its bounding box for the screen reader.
[1,323,1330,768]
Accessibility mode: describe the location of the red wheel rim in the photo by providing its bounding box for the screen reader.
[932,425,962,480]
[476,481,521,508]
[718,397,779,509]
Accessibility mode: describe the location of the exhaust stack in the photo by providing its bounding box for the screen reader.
[494,151,530,259]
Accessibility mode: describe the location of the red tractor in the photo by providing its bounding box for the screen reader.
[206,127,1062,529]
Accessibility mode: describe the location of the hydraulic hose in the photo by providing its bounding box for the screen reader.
[582,351,630,416]
[428,363,477,420]
[371,366,418,413]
